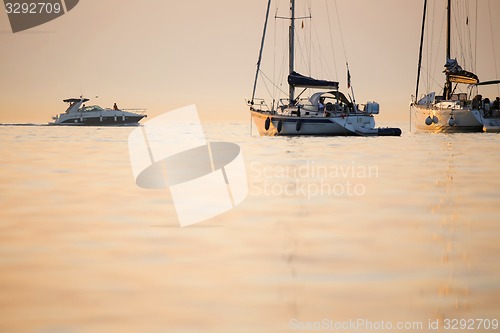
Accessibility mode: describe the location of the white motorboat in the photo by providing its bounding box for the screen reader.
[411,0,500,133]
[248,0,401,137]
[50,97,147,126]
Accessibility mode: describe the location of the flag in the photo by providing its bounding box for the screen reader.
[347,69,351,89]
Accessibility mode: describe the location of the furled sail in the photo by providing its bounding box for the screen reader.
[444,58,479,85]
[287,71,339,89]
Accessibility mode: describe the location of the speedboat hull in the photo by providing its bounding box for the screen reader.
[50,110,146,126]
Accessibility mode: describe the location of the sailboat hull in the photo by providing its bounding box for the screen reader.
[412,105,483,132]
[251,111,378,136]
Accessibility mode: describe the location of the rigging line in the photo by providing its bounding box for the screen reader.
[273,17,287,101]
[487,0,499,95]
[273,1,284,101]
[431,6,446,92]
[308,0,312,76]
[415,0,428,102]
[273,4,277,102]
[455,1,468,68]
[425,0,431,94]
[454,0,469,69]
[308,37,333,80]
[310,16,335,79]
[275,24,288,100]
[421,66,445,90]
[260,70,289,97]
[251,0,272,103]
[258,71,275,101]
[297,0,311,75]
[333,0,349,64]
[428,0,438,93]
[474,0,477,72]
[325,0,339,81]
[295,28,308,74]
[458,0,472,70]
[465,0,474,73]
[293,4,313,77]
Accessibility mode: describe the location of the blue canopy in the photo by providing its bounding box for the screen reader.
[288,71,339,90]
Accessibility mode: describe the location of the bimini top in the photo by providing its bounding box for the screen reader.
[447,71,479,85]
[309,91,350,106]
[63,98,90,103]
[288,71,339,90]
[444,59,479,85]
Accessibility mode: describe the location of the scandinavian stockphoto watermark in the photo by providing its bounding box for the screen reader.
[250,160,378,199]
[3,0,79,33]
[289,317,499,331]
[128,105,248,227]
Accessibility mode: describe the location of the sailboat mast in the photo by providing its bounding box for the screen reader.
[444,0,452,99]
[415,0,428,103]
[251,0,272,105]
[446,0,451,60]
[289,0,295,104]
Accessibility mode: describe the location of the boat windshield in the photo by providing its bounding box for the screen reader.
[81,105,105,112]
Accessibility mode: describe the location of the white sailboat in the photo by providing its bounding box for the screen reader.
[411,0,500,133]
[248,0,401,137]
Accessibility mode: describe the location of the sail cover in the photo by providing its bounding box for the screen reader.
[444,58,479,85]
[288,71,339,89]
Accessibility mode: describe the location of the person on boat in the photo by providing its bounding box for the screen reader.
[483,97,491,116]
[318,98,325,114]
[113,103,118,110]
[347,102,354,114]
[492,97,500,110]
[472,94,482,110]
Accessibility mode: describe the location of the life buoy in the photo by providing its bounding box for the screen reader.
[277,120,283,133]
[265,117,271,130]
[296,120,302,132]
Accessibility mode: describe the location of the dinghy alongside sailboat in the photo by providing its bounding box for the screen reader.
[248,0,401,137]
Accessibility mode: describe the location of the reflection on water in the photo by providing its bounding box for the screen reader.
[0,124,499,332]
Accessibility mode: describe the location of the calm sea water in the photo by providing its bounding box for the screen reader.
[1,123,499,333]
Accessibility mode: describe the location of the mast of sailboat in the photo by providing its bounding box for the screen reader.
[444,0,452,100]
[288,0,296,105]
[446,0,451,61]
[415,0,427,103]
[251,0,272,106]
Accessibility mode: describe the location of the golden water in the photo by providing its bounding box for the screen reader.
[1,124,499,332]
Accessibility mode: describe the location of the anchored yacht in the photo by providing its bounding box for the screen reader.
[248,0,401,137]
[50,97,146,126]
[411,0,500,132]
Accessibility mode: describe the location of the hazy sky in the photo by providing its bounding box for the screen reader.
[1,0,499,124]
